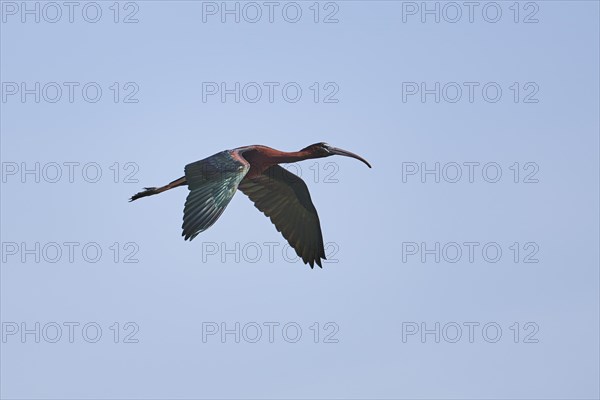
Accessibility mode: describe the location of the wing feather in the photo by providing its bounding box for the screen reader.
[182,151,249,240]
[238,165,326,268]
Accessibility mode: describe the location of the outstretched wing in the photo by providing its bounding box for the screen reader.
[238,165,326,268]
[182,151,249,241]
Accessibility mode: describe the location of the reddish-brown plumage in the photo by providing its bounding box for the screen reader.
[233,145,318,179]
[130,142,371,268]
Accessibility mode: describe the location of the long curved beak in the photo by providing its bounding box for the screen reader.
[330,147,372,168]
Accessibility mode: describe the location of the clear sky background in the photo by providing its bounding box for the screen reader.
[1,1,599,399]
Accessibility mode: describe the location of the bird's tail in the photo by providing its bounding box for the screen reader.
[129,176,187,202]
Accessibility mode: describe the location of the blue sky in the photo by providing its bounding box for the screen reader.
[1,1,599,399]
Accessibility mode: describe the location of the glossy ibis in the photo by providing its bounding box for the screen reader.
[130,143,371,268]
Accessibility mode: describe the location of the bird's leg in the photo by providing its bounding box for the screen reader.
[129,176,187,201]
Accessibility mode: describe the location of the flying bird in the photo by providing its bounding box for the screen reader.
[130,143,371,268]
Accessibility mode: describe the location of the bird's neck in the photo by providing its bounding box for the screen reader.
[270,150,320,164]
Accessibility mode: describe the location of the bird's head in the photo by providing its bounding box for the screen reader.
[301,142,372,168]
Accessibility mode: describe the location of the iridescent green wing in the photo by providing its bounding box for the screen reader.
[238,165,326,268]
[182,151,249,241]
